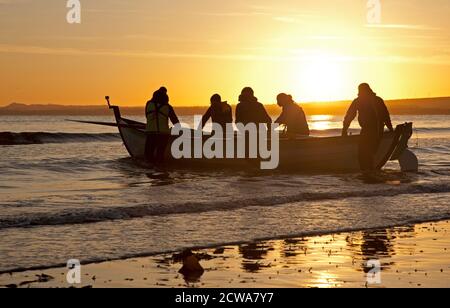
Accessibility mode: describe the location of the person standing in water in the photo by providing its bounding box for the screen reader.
[199,94,233,130]
[275,93,310,136]
[342,83,394,172]
[145,87,180,164]
[235,87,272,127]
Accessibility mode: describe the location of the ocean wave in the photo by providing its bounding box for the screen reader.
[0,132,121,145]
[415,127,450,132]
[2,125,448,146]
[1,182,449,230]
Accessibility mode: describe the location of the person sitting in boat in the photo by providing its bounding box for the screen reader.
[275,93,310,136]
[145,87,180,164]
[235,87,272,127]
[342,83,394,172]
[199,94,233,130]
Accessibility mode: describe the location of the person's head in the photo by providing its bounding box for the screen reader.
[151,87,169,105]
[239,87,257,103]
[277,93,294,107]
[241,87,254,97]
[158,86,167,94]
[159,93,169,105]
[358,83,375,97]
[210,94,223,105]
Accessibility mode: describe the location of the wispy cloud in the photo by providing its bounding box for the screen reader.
[191,11,269,17]
[32,34,225,44]
[272,16,299,24]
[191,4,316,24]
[365,24,440,30]
[0,0,30,5]
[0,44,271,61]
[246,4,318,16]
[306,35,352,41]
[1,44,449,65]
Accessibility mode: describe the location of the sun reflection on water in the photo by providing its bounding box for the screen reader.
[308,271,341,288]
[309,115,335,131]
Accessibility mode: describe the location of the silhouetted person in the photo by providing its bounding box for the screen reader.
[145,87,180,164]
[275,93,310,136]
[342,83,394,171]
[199,94,233,130]
[235,87,271,127]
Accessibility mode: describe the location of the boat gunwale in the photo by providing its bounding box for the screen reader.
[112,106,411,170]
[117,114,402,144]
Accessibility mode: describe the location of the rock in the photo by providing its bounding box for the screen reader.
[182,255,204,272]
[213,248,225,255]
[178,250,205,282]
[36,274,54,283]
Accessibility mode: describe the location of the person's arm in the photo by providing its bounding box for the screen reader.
[260,104,272,125]
[342,100,358,136]
[235,104,242,124]
[168,106,180,126]
[380,99,394,132]
[226,106,233,123]
[145,101,151,117]
[200,107,212,130]
[275,109,286,125]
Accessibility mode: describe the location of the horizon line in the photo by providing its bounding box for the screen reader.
[2,95,450,108]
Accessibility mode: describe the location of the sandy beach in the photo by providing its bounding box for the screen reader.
[2,219,449,288]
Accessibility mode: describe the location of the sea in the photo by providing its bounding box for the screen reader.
[0,114,449,273]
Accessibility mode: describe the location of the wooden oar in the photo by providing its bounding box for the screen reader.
[66,119,146,130]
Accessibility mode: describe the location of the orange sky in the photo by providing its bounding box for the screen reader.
[0,0,449,106]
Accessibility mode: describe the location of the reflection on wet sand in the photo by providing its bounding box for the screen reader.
[345,226,416,274]
[1,220,449,288]
[347,229,395,273]
[281,238,309,260]
[166,221,448,288]
[239,243,273,273]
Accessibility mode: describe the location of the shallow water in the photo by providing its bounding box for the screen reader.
[0,114,449,272]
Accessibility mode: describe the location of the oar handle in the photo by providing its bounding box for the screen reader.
[105,96,111,108]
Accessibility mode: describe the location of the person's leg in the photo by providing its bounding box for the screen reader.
[370,135,382,170]
[155,134,170,164]
[145,135,157,163]
[358,130,378,172]
[358,137,371,172]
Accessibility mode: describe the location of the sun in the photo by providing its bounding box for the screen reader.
[294,53,349,102]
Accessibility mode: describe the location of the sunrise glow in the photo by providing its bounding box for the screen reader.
[0,0,449,106]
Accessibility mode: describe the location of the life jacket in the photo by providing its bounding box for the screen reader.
[146,101,171,133]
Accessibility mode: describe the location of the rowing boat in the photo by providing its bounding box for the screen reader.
[73,101,418,172]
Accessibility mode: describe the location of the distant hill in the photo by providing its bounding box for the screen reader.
[0,103,207,116]
[1,97,449,116]
[301,97,450,116]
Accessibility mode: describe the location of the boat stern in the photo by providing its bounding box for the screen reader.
[390,123,419,172]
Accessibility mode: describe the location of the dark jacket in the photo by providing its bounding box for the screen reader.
[235,101,271,126]
[275,102,310,136]
[344,95,393,136]
[201,102,233,128]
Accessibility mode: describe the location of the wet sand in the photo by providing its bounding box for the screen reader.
[1,220,450,288]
